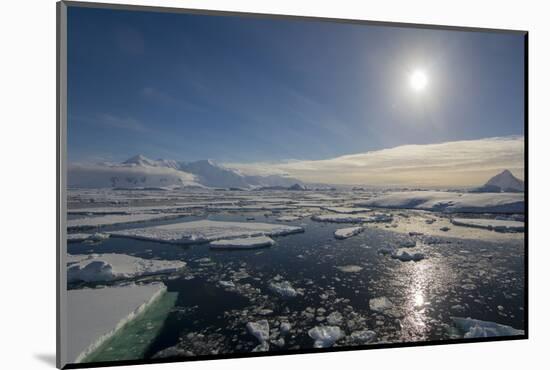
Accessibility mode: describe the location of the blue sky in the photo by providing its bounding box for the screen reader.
[67,6,525,164]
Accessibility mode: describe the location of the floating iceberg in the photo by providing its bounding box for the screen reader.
[68,282,166,363]
[451,317,524,338]
[451,218,524,232]
[210,236,276,250]
[67,254,186,282]
[334,227,364,239]
[112,220,304,245]
[308,326,344,348]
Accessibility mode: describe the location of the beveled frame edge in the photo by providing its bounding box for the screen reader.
[57,1,68,368]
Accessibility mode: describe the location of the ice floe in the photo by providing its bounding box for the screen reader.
[334,227,364,239]
[67,213,184,231]
[68,282,166,363]
[321,206,372,214]
[276,215,301,222]
[451,218,524,232]
[312,213,392,224]
[357,191,524,214]
[111,220,304,245]
[451,317,524,338]
[67,253,186,282]
[209,236,276,250]
[308,326,344,348]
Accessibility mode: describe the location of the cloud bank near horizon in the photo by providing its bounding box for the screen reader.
[226,136,524,187]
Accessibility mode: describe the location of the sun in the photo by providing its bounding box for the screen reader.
[410,69,428,92]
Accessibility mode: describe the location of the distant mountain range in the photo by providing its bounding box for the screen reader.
[472,169,524,193]
[68,154,304,190]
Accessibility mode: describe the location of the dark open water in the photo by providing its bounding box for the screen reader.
[67,212,525,359]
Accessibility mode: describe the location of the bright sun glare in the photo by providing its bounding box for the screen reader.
[410,69,428,92]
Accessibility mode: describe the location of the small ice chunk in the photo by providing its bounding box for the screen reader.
[369,297,393,313]
[270,281,298,297]
[349,330,377,344]
[334,227,364,240]
[336,265,363,273]
[280,322,292,335]
[451,317,524,338]
[219,280,235,288]
[326,311,343,325]
[308,326,344,348]
[247,320,270,343]
[391,250,425,262]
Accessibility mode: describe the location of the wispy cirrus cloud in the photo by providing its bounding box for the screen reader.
[226,136,524,187]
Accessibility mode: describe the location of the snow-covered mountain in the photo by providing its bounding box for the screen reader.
[68,155,303,190]
[472,169,524,193]
[178,159,251,188]
[68,161,202,189]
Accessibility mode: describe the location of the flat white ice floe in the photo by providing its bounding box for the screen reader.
[308,326,344,348]
[67,253,186,282]
[269,280,298,297]
[68,282,166,363]
[312,213,392,224]
[209,236,275,249]
[111,220,303,245]
[334,227,364,239]
[67,233,94,243]
[451,218,524,232]
[357,191,524,214]
[321,206,372,214]
[68,232,111,243]
[67,213,184,230]
[451,317,524,338]
[276,215,301,222]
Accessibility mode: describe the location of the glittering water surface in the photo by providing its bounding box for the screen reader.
[68,209,525,360]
